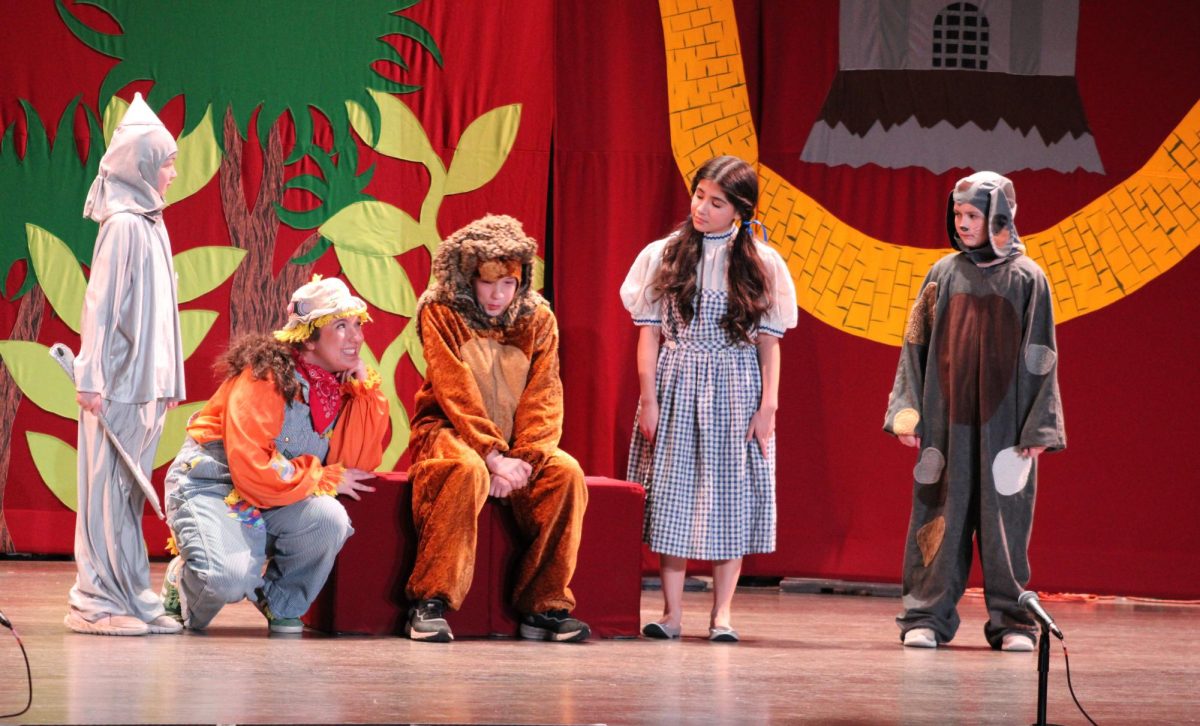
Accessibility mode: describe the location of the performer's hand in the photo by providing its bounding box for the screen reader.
[337,468,377,501]
[487,453,531,487]
[637,398,659,443]
[745,405,777,457]
[489,473,517,499]
[77,391,103,415]
[166,400,180,410]
[1019,446,1046,459]
[898,434,921,448]
[339,358,368,383]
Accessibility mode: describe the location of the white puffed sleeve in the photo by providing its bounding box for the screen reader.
[757,243,798,338]
[619,238,669,326]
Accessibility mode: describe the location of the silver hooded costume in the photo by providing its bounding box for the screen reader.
[67,93,185,633]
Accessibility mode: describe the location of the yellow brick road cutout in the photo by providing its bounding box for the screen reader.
[660,0,1200,346]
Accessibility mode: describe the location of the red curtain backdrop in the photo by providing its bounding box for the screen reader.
[555,0,1200,599]
[2,1,1198,599]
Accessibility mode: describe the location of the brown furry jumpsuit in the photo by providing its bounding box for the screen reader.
[406,215,587,615]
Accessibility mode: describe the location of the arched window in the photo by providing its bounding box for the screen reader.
[932,2,989,70]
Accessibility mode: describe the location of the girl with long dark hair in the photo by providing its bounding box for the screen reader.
[621,155,798,641]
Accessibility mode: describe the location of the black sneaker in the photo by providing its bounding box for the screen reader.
[519,609,590,642]
[405,598,453,642]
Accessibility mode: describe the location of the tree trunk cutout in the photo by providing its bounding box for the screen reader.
[0,286,47,552]
[219,108,317,338]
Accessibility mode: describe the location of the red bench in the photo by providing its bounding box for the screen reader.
[303,473,645,638]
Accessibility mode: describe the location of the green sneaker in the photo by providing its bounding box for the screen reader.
[253,588,304,634]
[160,556,184,623]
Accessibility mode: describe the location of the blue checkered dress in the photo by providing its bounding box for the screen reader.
[627,288,776,559]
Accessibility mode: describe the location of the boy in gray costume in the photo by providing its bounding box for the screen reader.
[884,172,1066,651]
[66,93,186,636]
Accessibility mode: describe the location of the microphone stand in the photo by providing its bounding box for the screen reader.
[1031,625,1062,726]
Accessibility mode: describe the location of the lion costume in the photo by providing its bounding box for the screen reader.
[406,215,587,619]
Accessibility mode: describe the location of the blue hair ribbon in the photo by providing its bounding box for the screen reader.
[742,218,769,245]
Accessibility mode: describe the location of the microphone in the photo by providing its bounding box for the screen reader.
[1018,591,1063,639]
[0,610,11,629]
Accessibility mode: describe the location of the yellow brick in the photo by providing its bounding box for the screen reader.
[683,27,705,47]
[813,264,832,292]
[871,292,892,322]
[1167,138,1198,173]
[1069,246,1093,270]
[1179,181,1200,210]
[786,252,804,280]
[808,227,830,273]
[1084,211,1111,238]
[1130,247,1154,272]
[1173,202,1197,230]
[845,303,870,332]
[828,264,848,292]
[1160,185,1185,210]
[836,282,856,311]
[1107,186,1136,213]
[1152,204,1179,232]
[1104,243,1132,274]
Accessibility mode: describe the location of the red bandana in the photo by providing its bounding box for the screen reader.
[292,351,343,433]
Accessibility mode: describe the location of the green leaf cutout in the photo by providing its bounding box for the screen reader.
[368,332,411,470]
[28,432,78,512]
[533,254,545,292]
[290,236,333,265]
[26,223,87,333]
[401,317,426,376]
[336,247,417,316]
[349,90,441,171]
[320,200,429,257]
[153,401,207,469]
[166,105,222,205]
[173,246,247,303]
[444,104,521,196]
[0,341,79,420]
[103,96,130,146]
[179,310,218,359]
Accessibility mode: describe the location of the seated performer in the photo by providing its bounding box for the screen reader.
[160,276,386,632]
[405,214,589,643]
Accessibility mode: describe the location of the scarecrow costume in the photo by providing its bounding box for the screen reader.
[406,215,589,642]
[161,276,387,632]
[66,93,186,636]
[884,172,1066,649]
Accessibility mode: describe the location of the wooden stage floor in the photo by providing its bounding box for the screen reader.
[0,560,1197,725]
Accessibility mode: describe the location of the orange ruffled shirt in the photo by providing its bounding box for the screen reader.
[186,367,388,509]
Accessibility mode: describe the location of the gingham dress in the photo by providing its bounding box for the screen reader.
[627,287,778,559]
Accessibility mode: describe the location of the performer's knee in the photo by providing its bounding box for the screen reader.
[412,455,490,499]
[541,451,586,499]
[306,495,354,546]
[197,551,262,604]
